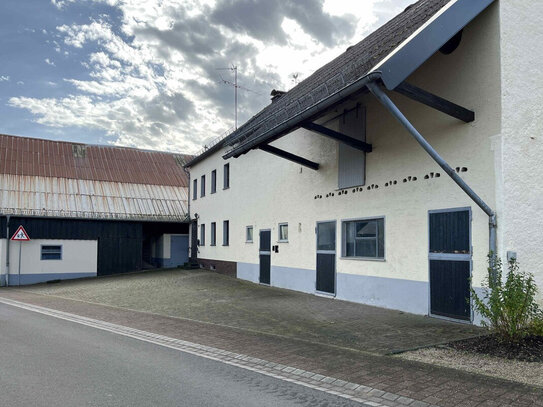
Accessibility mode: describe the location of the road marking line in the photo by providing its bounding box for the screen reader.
[0,297,431,407]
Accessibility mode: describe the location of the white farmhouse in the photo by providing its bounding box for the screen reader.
[185,0,543,323]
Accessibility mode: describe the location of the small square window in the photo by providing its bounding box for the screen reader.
[278,223,288,242]
[41,245,62,260]
[246,226,253,243]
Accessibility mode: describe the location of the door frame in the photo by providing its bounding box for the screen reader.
[259,228,272,286]
[427,206,473,323]
[315,220,337,297]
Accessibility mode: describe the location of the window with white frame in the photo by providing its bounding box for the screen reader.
[193,179,197,200]
[41,245,62,260]
[211,170,217,194]
[200,224,205,246]
[278,223,288,242]
[223,220,229,246]
[223,163,230,189]
[342,218,384,259]
[201,175,206,197]
[246,226,253,243]
[210,222,216,246]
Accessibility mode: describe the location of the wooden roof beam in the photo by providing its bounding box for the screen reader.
[301,122,372,153]
[394,81,475,123]
[259,144,320,171]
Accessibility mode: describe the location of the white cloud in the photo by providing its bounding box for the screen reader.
[0,76,10,82]
[20,0,412,153]
[45,58,56,66]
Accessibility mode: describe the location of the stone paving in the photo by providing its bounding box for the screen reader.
[0,297,430,407]
[18,269,481,355]
[1,270,542,406]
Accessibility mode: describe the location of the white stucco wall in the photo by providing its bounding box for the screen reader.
[498,0,543,302]
[189,4,503,315]
[0,238,97,285]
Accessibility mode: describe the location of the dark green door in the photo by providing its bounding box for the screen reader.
[259,230,271,284]
[316,221,336,294]
[429,209,471,321]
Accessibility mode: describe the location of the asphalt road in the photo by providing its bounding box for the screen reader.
[0,303,365,407]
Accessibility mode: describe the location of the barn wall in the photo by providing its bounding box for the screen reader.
[3,217,143,276]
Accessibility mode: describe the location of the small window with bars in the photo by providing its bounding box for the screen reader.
[278,223,288,242]
[246,226,253,243]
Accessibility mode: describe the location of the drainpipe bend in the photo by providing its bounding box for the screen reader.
[366,81,497,255]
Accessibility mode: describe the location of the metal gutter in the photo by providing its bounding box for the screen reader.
[367,81,497,254]
[222,72,382,159]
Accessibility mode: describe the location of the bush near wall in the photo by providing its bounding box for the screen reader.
[471,254,543,342]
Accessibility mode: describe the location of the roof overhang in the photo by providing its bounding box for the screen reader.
[372,0,495,90]
[222,0,495,161]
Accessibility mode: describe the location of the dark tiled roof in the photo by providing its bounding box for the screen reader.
[186,0,451,167]
[0,134,192,187]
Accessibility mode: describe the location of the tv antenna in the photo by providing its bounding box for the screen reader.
[217,65,238,129]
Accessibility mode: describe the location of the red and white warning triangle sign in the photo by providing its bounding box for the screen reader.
[11,225,30,241]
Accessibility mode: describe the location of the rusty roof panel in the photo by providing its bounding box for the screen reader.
[0,174,188,221]
[0,134,192,187]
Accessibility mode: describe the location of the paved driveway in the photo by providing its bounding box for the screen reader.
[17,269,480,354]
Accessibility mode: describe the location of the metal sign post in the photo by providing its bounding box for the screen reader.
[10,226,30,286]
[18,242,22,286]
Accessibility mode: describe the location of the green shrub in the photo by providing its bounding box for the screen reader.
[530,316,543,336]
[471,253,542,341]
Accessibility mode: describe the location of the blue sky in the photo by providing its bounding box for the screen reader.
[0,0,412,153]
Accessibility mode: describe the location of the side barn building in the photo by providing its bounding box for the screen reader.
[0,134,191,285]
[186,0,543,324]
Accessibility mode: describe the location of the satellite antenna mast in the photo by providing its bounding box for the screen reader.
[217,65,238,129]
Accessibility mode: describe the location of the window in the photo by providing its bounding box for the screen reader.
[223,163,230,189]
[211,170,217,194]
[200,224,205,246]
[201,175,206,197]
[246,226,253,243]
[210,222,216,246]
[223,220,229,246]
[41,245,62,260]
[343,218,384,259]
[278,223,288,242]
[338,106,367,189]
[193,179,197,200]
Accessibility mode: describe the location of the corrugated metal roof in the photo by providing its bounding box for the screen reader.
[0,174,188,222]
[0,134,192,187]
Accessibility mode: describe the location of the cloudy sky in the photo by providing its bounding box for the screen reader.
[0,0,412,154]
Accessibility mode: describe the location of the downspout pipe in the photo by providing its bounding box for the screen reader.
[367,81,497,256]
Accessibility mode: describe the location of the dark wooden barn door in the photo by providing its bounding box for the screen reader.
[429,208,472,321]
[259,230,271,285]
[316,221,336,294]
